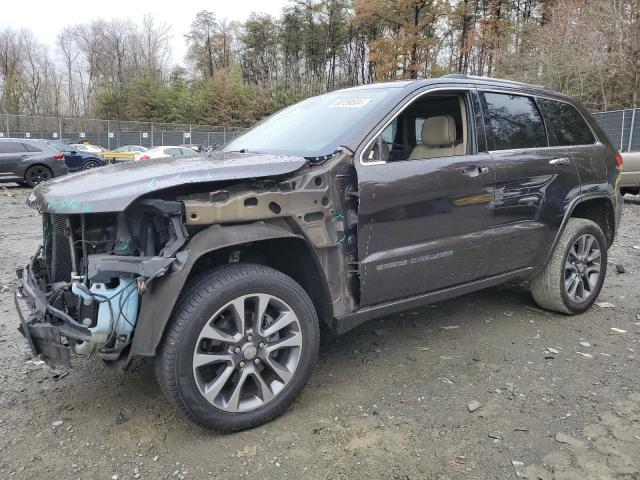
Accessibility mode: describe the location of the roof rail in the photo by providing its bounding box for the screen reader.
[440,73,551,90]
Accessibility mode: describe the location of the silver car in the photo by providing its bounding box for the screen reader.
[134,146,197,161]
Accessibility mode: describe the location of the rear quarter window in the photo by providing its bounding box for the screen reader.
[23,143,42,152]
[538,98,596,146]
[483,92,547,150]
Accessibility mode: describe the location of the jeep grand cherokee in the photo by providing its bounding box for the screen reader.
[15,75,623,431]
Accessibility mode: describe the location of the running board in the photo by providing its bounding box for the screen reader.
[332,267,536,335]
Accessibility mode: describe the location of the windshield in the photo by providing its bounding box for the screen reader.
[224,88,394,157]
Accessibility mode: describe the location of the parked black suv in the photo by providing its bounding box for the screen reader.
[15,75,622,431]
[0,138,69,187]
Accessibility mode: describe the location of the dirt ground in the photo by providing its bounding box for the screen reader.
[0,184,639,480]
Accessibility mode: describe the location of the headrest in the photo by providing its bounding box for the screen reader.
[422,115,456,146]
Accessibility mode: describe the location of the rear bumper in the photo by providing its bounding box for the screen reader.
[51,162,69,177]
[620,170,640,189]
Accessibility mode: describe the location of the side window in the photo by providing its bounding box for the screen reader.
[538,98,596,146]
[0,142,26,154]
[483,92,546,150]
[415,118,426,144]
[23,143,42,152]
[165,148,181,156]
[381,118,398,145]
[364,92,468,163]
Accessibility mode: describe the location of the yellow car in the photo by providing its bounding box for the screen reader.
[104,145,148,162]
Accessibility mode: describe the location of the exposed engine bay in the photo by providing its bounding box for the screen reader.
[18,198,187,366]
[15,150,359,368]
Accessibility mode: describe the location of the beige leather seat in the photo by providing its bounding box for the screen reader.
[409,115,464,160]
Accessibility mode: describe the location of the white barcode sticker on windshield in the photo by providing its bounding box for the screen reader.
[329,98,371,108]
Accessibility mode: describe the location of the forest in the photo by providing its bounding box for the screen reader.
[0,0,638,127]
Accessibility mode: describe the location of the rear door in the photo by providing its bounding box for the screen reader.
[0,141,27,180]
[480,90,582,275]
[536,97,607,192]
[356,88,496,307]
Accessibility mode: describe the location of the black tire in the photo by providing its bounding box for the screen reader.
[530,218,607,314]
[155,263,319,431]
[82,159,100,170]
[24,165,52,188]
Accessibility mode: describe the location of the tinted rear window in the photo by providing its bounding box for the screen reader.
[483,92,547,150]
[538,98,596,146]
[0,142,26,153]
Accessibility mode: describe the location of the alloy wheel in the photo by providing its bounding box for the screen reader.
[192,293,303,412]
[27,167,51,185]
[82,161,99,170]
[564,233,601,303]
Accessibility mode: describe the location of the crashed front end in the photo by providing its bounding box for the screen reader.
[15,201,187,368]
[13,151,358,369]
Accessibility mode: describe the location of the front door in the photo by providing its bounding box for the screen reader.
[356,89,495,307]
[0,141,26,181]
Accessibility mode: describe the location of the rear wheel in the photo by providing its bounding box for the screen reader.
[24,165,52,187]
[82,159,100,170]
[530,218,607,314]
[155,263,319,431]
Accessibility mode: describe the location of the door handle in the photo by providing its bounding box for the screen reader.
[461,165,489,177]
[549,157,570,166]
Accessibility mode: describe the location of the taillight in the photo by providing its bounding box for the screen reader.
[139,154,150,161]
[615,151,623,168]
[54,153,64,161]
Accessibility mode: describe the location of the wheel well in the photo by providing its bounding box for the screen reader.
[189,238,333,327]
[570,198,615,247]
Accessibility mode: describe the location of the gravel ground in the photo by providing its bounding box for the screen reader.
[0,184,639,480]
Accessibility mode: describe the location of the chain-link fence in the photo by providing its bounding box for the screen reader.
[3,109,636,153]
[592,108,639,152]
[0,114,247,149]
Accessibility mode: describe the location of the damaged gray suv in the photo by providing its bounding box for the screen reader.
[15,75,623,431]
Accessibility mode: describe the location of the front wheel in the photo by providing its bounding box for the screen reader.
[530,218,607,314]
[155,263,319,431]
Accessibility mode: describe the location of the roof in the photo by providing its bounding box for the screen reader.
[345,74,562,99]
[0,137,51,142]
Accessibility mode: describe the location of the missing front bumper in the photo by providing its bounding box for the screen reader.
[14,290,71,369]
[14,252,90,369]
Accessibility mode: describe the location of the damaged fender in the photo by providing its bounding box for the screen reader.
[125,222,331,366]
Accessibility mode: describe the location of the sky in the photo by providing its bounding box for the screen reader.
[0,0,291,66]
